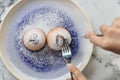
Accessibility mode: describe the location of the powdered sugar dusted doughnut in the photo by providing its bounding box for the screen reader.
[47,27,71,51]
[23,28,46,51]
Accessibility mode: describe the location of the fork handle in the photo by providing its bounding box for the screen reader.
[68,61,74,80]
[67,59,74,80]
[82,34,103,39]
[70,72,74,80]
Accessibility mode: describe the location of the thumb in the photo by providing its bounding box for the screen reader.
[87,31,104,47]
[67,64,87,80]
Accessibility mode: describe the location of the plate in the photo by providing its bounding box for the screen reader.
[0,0,93,80]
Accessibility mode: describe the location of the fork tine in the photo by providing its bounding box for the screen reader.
[64,43,67,53]
[68,46,71,52]
[62,44,65,53]
[67,44,70,52]
[64,40,68,52]
[66,40,71,52]
[65,40,70,53]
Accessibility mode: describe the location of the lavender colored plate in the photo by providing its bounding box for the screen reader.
[0,0,93,80]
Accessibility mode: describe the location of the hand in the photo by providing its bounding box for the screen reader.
[87,17,120,54]
[66,64,87,80]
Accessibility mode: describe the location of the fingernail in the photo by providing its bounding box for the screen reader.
[86,31,93,38]
[86,31,92,35]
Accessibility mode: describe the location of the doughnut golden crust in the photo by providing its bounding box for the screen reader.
[23,28,46,51]
[47,27,71,51]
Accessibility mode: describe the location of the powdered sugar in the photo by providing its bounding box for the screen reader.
[15,6,79,72]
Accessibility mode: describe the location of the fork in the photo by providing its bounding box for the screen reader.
[62,39,74,80]
[82,34,103,39]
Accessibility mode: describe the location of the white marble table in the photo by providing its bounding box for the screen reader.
[0,0,120,80]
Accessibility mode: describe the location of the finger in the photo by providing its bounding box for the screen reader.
[112,18,120,28]
[66,75,78,80]
[73,74,78,80]
[66,78,71,80]
[87,31,104,47]
[67,64,87,80]
[114,17,120,21]
[100,24,110,34]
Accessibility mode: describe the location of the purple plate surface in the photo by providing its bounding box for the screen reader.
[15,6,79,72]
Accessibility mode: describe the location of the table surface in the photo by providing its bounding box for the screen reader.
[0,0,120,80]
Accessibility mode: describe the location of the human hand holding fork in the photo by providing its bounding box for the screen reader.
[61,39,87,80]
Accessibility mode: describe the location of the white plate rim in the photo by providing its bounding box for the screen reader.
[0,0,94,80]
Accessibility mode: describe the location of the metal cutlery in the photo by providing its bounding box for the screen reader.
[62,39,74,80]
